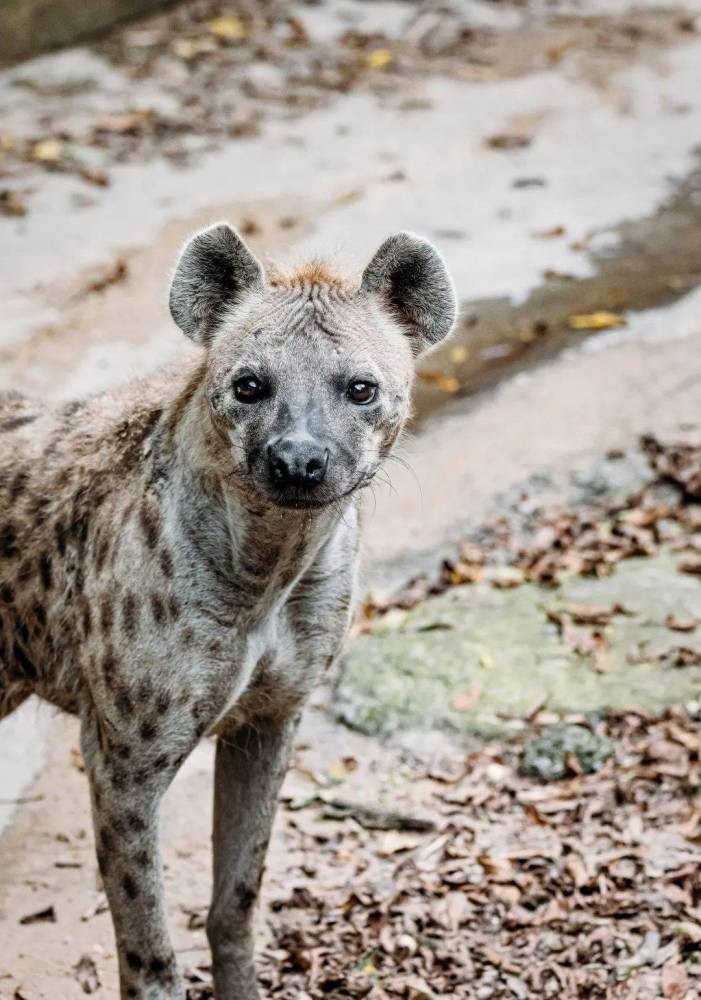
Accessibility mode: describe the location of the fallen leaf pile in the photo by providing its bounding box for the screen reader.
[181,707,700,998]
[1,1,697,213]
[360,434,701,626]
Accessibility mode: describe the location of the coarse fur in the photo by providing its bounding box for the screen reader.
[0,225,456,1000]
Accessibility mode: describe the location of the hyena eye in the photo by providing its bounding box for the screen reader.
[346,380,378,405]
[234,375,267,403]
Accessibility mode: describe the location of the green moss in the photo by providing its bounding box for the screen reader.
[335,549,701,738]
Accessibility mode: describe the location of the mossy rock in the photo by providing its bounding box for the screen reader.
[335,549,701,738]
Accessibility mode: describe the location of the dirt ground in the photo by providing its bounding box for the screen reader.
[1,1,701,998]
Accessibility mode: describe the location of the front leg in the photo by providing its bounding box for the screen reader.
[81,709,186,1000]
[207,715,299,1000]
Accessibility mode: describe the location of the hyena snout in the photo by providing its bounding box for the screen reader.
[267,434,330,490]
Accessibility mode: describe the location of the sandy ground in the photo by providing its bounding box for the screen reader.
[2,1,701,996]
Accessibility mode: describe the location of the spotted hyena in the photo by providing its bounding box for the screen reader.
[0,225,456,999]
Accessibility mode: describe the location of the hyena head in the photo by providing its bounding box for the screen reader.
[169,223,456,509]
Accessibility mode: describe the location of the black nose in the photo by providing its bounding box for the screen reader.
[267,437,329,489]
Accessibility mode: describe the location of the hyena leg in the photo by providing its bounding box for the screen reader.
[81,712,186,1000]
[207,716,299,1000]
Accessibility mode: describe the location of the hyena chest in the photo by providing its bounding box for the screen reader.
[209,608,302,733]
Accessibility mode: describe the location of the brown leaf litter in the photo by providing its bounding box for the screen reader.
[181,707,700,999]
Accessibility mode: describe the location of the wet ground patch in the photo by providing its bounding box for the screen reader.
[413,156,701,425]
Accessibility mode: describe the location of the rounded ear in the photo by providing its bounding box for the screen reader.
[360,232,457,355]
[169,223,264,344]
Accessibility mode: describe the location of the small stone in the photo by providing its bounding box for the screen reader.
[522,724,614,781]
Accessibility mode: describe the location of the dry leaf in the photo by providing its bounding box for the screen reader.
[20,904,56,925]
[208,16,247,41]
[366,48,393,70]
[94,110,153,134]
[568,311,627,330]
[662,962,688,999]
[666,613,697,632]
[417,371,460,393]
[30,138,63,163]
[81,892,108,922]
[533,225,566,238]
[376,831,424,856]
[74,954,100,994]
[487,134,531,150]
[678,555,701,575]
[0,189,27,217]
[172,36,217,59]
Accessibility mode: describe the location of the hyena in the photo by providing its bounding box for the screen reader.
[0,224,456,999]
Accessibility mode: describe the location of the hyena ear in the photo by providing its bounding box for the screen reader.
[169,223,264,343]
[361,232,457,356]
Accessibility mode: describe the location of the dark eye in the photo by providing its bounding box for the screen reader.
[234,375,267,403]
[347,380,377,405]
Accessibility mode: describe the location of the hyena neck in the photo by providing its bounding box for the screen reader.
[162,367,358,610]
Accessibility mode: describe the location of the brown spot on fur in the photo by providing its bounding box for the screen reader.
[155,692,170,715]
[122,591,139,637]
[38,552,52,590]
[115,685,133,717]
[54,520,68,556]
[148,956,172,981]
[102,649,116,678]
[139,497,160,549]
[111,813,126,836]
[159,548,174,578]
[150,593,166,626]
[0,583,14,604]
[139,719,157,741]
[110,764,127,791]
[12,642,37,680]
[0,523,18,558]
[16,559,32,585]
[9,469,29,501]
[29,494,51,526]
[236,882,258,911]
[113,407,163,475]
[95,535,110,573]
[167,596,180,622]
[126,951,143,972]
[127,811,147,832]
[68,487,91,551]
[123,873,139,900]
[0,414,37,432]
[32,601,47,631]
[100,595,114,635]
